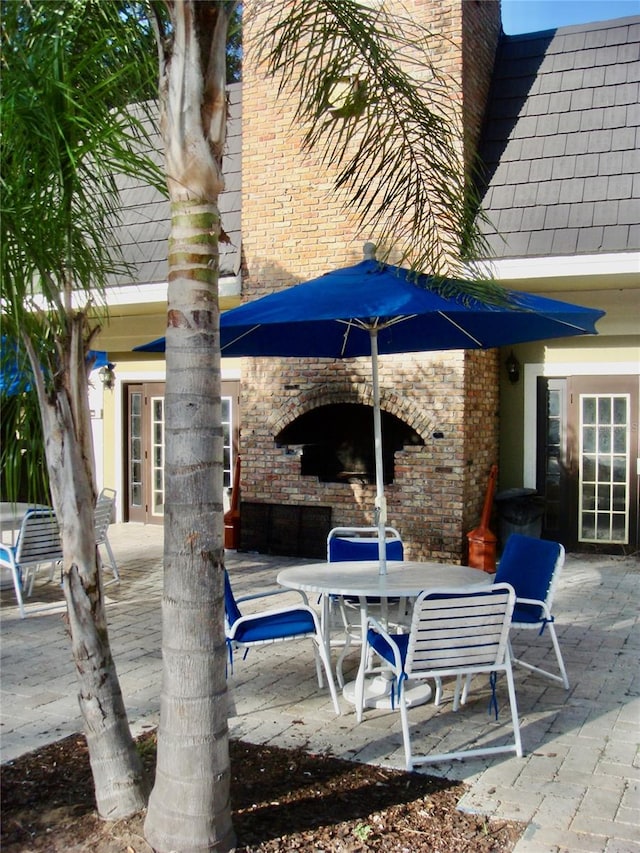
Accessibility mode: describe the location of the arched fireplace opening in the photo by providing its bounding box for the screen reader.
[276,403,424,485]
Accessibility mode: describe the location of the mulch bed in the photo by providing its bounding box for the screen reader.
[1,730,524,851]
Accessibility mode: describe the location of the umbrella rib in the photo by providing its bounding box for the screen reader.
[437,312,484,347]
[337,315,419,357]
[221,325,262,352]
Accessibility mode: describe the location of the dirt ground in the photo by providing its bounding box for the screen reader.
[1,730,524,852]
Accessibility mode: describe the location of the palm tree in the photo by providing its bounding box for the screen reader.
[144,2,493,851]
[1,0,163,818]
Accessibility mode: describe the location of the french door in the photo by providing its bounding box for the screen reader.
[537,375,639,552]
[125,381,240,524]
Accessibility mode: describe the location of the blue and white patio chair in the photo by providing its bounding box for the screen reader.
[494,534,569,689]
[326,526,405,686]
[363,583,523,770]
[0,508,62,618]
[223,570,340,715]
[94,488,120,584]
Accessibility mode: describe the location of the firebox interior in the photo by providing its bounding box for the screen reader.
[276,403,424,485]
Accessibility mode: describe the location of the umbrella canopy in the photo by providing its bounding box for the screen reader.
[135,251,604,572]
[1,339,114,396]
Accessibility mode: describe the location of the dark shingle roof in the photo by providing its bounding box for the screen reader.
[477,17,639,259]
[107,83,241,287]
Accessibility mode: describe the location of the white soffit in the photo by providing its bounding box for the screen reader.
[473,252,640,293]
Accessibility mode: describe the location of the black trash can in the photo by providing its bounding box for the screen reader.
[495,488,545,547]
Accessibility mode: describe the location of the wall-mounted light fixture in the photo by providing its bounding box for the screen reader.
[505,351,520,384]
[98,363,116,391]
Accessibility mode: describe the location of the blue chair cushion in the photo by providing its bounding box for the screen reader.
[329,537,404,562]
[232,609,316,644]
[495,534,560,622]
[366,628,410,670]
[224,570,243,626]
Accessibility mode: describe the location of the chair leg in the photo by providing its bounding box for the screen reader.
[510,628,570,689]
[103,535,120,582]
[505,655,523,757]
[434,677,443,706]
[461,673,472,705]
[9,563,26,619]
[311,643,325,688]
[547,622,570,689]
[398,689,414,772]
[452,674,463,711]
[336,633,353,688]
[314,635,341,715]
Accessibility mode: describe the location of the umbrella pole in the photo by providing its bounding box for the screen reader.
[370,330,387,576]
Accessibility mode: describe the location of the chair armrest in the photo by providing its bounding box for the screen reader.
[226,603,319,641]
[366,614,404,673]
[0,543,16,566]
[515,596,552,620]
[235,587,310,606]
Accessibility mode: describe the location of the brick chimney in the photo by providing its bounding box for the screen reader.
[238,0,501,561]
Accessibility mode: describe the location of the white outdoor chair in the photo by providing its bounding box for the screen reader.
[94,488,119,583]
[0,508,63,618]
[363,583,523,770]
[224,570,340,715]
[494,534,569,689]
[326,526,405,686]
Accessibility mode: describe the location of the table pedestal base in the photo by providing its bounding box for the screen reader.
[342,675,432,710]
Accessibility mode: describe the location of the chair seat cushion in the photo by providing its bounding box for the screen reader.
[366,628,410,668]
[233,609,316,644]
[512,602,546,624]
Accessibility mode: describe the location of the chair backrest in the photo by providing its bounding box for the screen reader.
[15,509,63,565]
[404,583,515,677]
[495,534,565,621]
[327,526,404,562]
[224,570,242,627]
[94,500,114,545]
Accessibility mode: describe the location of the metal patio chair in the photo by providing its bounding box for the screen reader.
[94,488,120,583]
[0,508,63,618]
[363,583,523,770]
[224,570,340,715]
[494,533,569,689]
[326,526,405,686]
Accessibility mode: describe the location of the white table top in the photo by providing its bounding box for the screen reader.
[0,503,51,545]
[0,502,50,524]
[277,560,490,598]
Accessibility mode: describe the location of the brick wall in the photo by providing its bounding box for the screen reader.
[239,0,501,562]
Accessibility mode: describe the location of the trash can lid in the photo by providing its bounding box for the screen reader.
[495,488,537,502]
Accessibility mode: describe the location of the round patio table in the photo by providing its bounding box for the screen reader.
[277,560,489,720]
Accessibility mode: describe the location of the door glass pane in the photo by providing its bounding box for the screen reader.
[540,383,566,536]
[129,392,143,508]
[151,396,164,517]
[579,394,630,544]
[582,426,596,453]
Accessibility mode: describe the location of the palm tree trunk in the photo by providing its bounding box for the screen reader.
[144,4,235,848]
[143,198,234,852]
[32,329,148,820]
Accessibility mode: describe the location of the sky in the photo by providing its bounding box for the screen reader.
[501,0,640,34]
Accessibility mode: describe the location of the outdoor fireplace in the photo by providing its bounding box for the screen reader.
[275,403,424,485]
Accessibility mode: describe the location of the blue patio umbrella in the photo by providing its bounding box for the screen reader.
[135,247,604,573]
[0,338,114,396]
